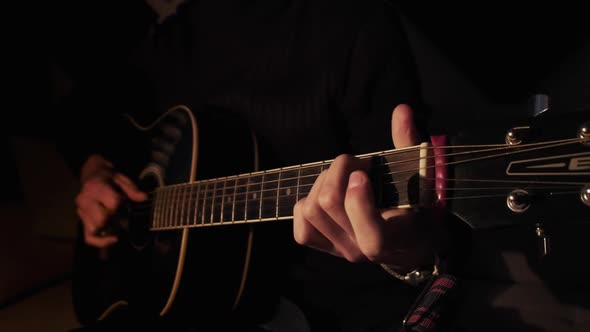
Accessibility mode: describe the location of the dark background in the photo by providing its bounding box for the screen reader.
[3,1,589,201]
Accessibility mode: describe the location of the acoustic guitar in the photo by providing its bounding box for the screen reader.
[72,104,589,327]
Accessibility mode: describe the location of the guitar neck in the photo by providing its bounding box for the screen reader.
[149,142,433,230]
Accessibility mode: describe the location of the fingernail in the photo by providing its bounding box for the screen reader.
[348,171,365,189]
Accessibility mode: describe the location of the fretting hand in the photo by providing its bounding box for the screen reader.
[293,104,435,273]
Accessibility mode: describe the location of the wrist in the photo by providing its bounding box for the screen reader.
[380,255,440,287]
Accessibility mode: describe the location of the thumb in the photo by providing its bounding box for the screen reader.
[113,173,148,202]
[391,104,420,149]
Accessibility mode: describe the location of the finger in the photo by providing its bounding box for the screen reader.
[79,207,119,248]
[302,171,364,262]
[77,198,109,229]
[293,197,341,257]
[317,155,361,240]
[77,207,99,234]
[344,170,385,262]
[79,178,122,215]
[113,173,148,202]
[391,104,420,149]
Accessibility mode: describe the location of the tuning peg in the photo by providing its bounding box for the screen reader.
[506,189,532,212]
[581,185,590,207]
[530,93,550,117]
[535,223,551,258]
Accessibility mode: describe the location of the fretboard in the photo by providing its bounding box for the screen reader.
[150,143,432,230]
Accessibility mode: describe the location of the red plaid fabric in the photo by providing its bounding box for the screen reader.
[400,274,458,332]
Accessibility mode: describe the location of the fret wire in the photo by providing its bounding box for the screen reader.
[232,176,238,223]
[258,173,264,221]
[162,187,168,228]
[170,186,177,227]
[186,182,193,226]
[275,171,281,219]
[210,181,217,224]
[151,190,157,228]
[201,181,208,225]
[153,189,161,228]
[296,168,301,201]
[172,185,178,227]
[193,182,201,225]
[165,186,173,228]
[179,184,187,227]
[244,176,250,222]
[170,186,178,227]
[159,188,165,228]
[175,185,183,227]
[220,179,227,223]
[173,186,180,227]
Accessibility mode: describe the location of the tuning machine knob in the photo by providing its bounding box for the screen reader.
[505,126,530,145]
[579,122,589,145]
[531,94,550,117]
[581,184,590,207]
[506,189,532,213]
[535,223,551,258]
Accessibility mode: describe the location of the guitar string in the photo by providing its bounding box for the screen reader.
[380,137,583,169]
[127,137,589,228]
[386,138,586,177]
[143,189,583,229]
[131,183,582,209]
[142,183,587,227]
[134,139,590,226]
[132,176,588,212]
[130,184,585,228]
[139,179,587,226]
[135,172,588,210]
[139,136,585,197]
[133,181,588,220]
[130,137,588,209]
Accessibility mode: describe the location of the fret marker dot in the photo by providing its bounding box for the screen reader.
[286,188,291,196]
[252,193,257,199]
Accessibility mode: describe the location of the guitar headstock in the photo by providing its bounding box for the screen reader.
[443,108,589,253]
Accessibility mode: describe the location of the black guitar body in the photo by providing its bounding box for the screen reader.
[73,105,284,329]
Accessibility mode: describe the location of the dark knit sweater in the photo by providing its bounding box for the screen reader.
[54,1,432,331]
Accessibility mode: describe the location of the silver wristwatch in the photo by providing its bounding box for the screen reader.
[380,263,439,287]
